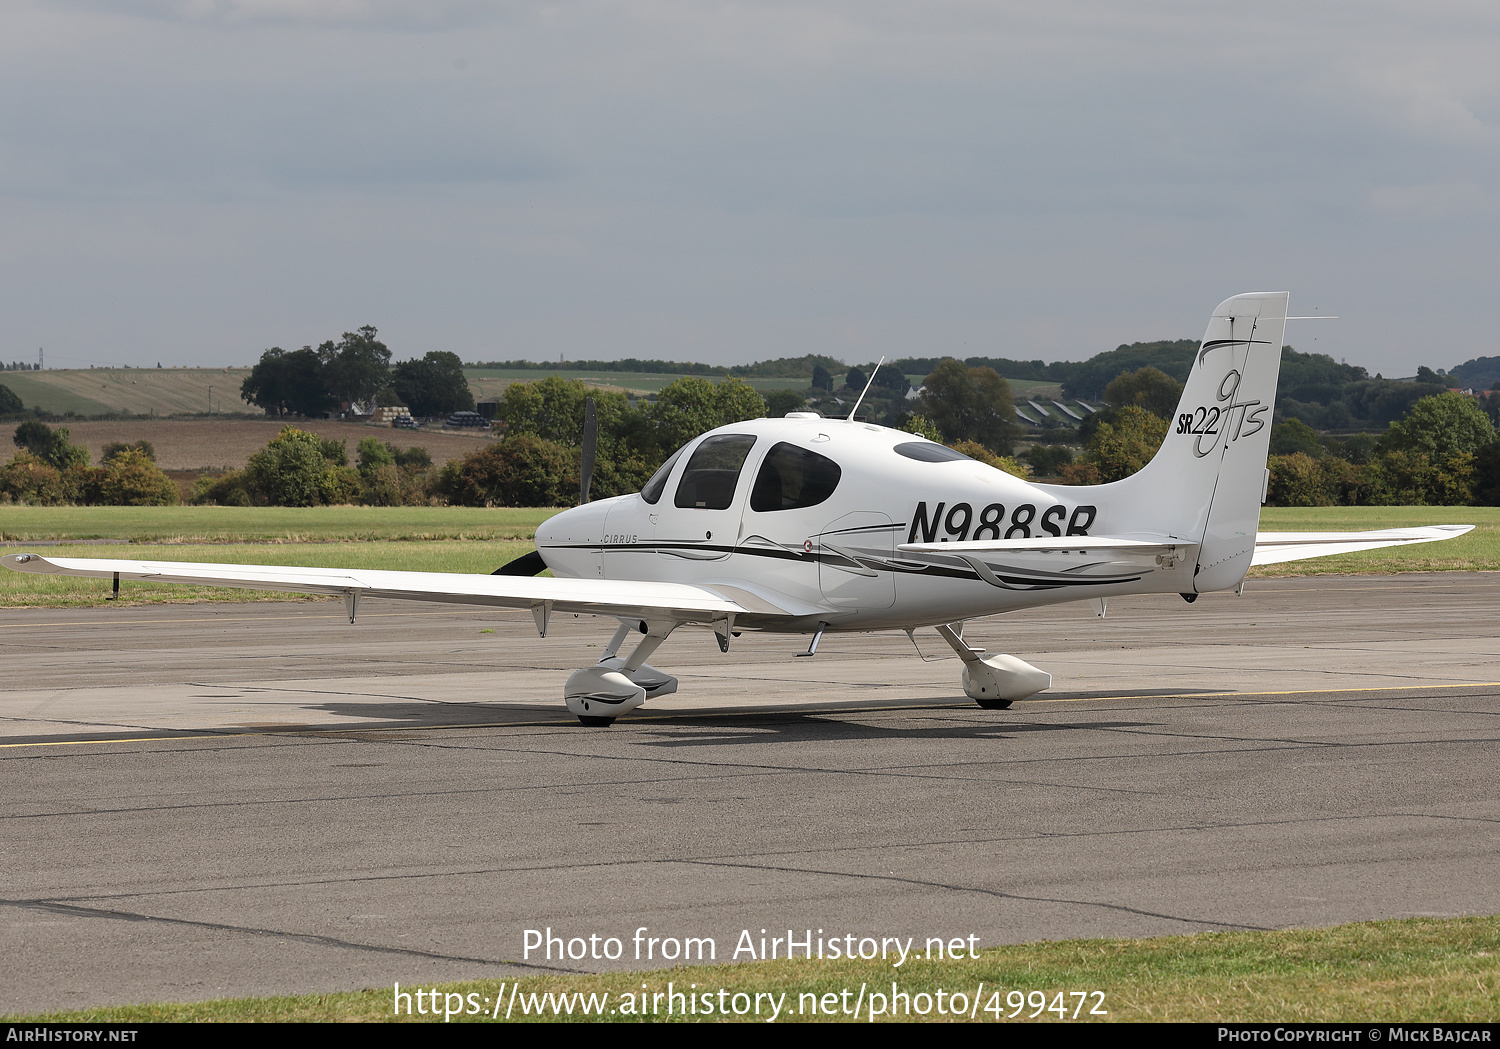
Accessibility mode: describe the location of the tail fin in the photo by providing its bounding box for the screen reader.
[1041,291,1289,592]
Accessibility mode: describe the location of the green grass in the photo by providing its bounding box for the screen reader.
[0,540,540,606]
[11,917,1497,1023]
[1253,506,1500,575]
[0,505,560,543]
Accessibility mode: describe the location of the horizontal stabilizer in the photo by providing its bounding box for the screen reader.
[901,524,1473,572]
[1251,525,1473,566]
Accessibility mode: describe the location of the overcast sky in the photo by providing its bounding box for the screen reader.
[2,1,1496,375]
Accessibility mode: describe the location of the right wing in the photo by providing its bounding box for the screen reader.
[0,553,815,628]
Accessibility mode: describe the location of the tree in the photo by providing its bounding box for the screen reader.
[918,360,1018,454]
[439,435,575,507]
[392,351,474,417]
[949,440,1032,479]
[96,449,177,506]
[896,413,942,442]
[1025,444,1074,476]
[322,326,391,407]
[495,378,651,499]
[1269,419,1323,458]
[1266,452,1331,507]
[0,383,22,416]
[1074,405,1167,482]
[0,453,66,505]
[243,427,357,506]
[103,440,156,463]
[763,389,806,417]
[356,436,396,475]
[241,347,336,417]
[845,366,867,392]
[13,421,88,471]
[873,366,909,393]
[1103,366,1182,420]
[14,420,53,458]
[641,377,765,459]
[1379,392,1495,461]
[1059,340,1198,400]
[811,365,833,391]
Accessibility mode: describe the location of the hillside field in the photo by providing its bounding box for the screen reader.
[32,418,495,471]
[0,367,255,416]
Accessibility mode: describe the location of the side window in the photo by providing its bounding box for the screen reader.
[674,434,757,510]
[749,442,842,512]
[641,445,686,505]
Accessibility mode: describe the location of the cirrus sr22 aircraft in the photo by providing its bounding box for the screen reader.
[3,293,1472,724]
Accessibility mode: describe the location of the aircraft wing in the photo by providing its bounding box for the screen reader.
[1249,525,1473,566]
[0,553,809,626]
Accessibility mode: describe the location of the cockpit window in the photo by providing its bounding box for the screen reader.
[893,441,973,463]
[674,434,757,510]
[749,442,842,512]
[640,445,685,505]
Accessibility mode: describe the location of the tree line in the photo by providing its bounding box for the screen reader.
[1051,363,1500,506]
[241,327,474,418]
[2,421,177,505]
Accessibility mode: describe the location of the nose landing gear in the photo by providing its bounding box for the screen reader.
[564,619,681,726]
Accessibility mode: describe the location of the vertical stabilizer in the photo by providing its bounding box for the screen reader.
[1187,293,1288,590]
[1038,292,1288,592]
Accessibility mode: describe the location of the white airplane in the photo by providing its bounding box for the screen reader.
[3,293,1472,725]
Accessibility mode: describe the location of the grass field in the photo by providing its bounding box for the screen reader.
[10,916,1496,1023]
[0,367,256,416]
[1,506,1493,608]
[0,505,556,542]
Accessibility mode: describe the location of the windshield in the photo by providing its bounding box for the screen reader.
[640,446,686,505]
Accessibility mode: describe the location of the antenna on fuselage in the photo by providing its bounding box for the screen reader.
[847,356,885,422]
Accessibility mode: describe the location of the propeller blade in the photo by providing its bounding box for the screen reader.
[493,551,547,576]
[580,397,597,505]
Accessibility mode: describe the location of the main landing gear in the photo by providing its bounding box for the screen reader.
[933,622,1052,710]
[564,620,680,726]
[562,619,1052,725]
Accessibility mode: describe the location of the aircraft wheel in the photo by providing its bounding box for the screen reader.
[576,715,615,727]
[974,698,1012,710]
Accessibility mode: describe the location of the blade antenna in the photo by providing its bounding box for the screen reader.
[579,397,597,505]
[847,356,885,422]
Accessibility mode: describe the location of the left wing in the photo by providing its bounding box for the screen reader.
[0,553,813,628]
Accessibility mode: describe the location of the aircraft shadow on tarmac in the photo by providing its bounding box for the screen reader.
[615,714,1160,747]
[300,699,1164,747]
